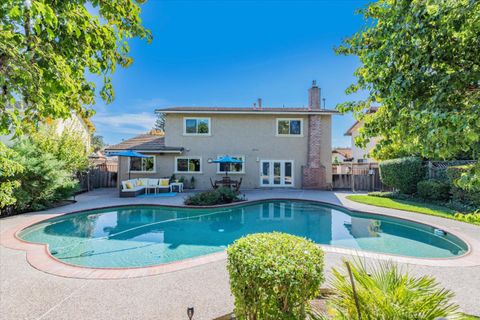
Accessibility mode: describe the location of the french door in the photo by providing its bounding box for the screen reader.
[260,160,294,187]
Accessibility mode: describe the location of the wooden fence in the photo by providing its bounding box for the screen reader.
[332,163,385,191]
[77,165,118,192]
[332,160,477,192]
[426,160,476,180]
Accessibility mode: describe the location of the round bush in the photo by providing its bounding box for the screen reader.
[417,180,450,201]
[379,157,425,194]
[227,232,324,320]
[447,165,480,207]
[184,187,240,206]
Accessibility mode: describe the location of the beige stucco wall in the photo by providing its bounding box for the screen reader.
[350,121,378,163]
[53,113,92,151]
[155,113,329,189]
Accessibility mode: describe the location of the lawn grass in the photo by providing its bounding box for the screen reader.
[346,195,458,220]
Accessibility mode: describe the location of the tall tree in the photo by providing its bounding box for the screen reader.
[155,112,166,132]
[92,135,105,152]
[336,0,480,161]
[0,0,152,135]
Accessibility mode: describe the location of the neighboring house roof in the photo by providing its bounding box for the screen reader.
[105,134,184,153]
[159,106,339,115]
[344,106,379,136]
[332,148,352,158]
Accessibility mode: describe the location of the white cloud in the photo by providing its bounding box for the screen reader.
[93,112,156,135]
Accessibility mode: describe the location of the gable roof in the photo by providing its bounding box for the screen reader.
[105,134,183,153]
[344,107,379,136]
[159,106,339,115]
[332,148,352,158]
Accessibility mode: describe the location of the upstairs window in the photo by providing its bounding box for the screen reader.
[276,119,303,136]
[130,156,155,172]
[184,118,211,135]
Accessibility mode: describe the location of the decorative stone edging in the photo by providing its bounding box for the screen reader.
[1,198,479,279]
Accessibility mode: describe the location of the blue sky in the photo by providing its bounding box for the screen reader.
[92,0,371,147]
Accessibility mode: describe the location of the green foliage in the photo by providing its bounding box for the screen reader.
[379,157,425,194]
[328,260,459,320]
[12,138,78,211]
[227,232,325,320]
[455,162,480,192]
[1,0,151,135]
[336,0,480,162]
[447,165,480,207]
[417,180,450,201]
[92,135,105,152]
[184,187,240,206]
[0,142,24,208]
[454,210,480,225]
[32,128,90,173]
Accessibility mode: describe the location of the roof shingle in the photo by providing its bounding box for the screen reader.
[105,134,183,153]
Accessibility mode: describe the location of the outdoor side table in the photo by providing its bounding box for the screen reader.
[170,182,184,193]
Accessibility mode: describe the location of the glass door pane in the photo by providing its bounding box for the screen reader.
[273,162,281,185]
[261,162,270,185]
[284,162,292,185]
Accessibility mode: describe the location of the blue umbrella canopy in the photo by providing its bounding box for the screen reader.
[211,155,243,177]
[108,150,150,180]
[107,150,150,158]
[211,155,243,164]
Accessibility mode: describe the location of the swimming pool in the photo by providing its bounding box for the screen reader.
[18,200,468,268]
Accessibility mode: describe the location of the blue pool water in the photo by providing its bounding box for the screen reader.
[18,200,468,268]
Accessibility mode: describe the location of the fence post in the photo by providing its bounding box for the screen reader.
[427,161,433,179]
[351,163,355,192]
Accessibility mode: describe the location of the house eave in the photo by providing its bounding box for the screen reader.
[158,109,340,116]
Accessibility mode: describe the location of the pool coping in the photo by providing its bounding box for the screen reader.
[1,198,479,279]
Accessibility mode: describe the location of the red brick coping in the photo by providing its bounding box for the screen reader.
[1,199,479,279]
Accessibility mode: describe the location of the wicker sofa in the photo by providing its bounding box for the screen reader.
[119,178,171,197]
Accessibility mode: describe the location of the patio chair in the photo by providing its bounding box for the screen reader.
[234,177,243,193]
[210,177,219,189]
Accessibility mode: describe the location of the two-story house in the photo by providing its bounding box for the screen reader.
[344,107,379,163]
[107,81,338,189]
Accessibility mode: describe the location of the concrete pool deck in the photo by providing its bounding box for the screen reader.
[1,188,480,319]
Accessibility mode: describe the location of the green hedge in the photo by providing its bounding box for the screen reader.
[227,232,324,320]
[184,187,240,206]
[447,166,480,207]
[417,180,450,201]
[379,157,425,194]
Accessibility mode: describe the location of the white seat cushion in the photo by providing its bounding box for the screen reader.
[147,179,159,186]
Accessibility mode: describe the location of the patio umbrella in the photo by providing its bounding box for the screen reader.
[211,155,243,177]
[107,150,150,179]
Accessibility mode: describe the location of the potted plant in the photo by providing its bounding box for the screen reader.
[190,176,195,189]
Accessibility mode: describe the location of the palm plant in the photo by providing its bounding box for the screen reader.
[327,259,460,320]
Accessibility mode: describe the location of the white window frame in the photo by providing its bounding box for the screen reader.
[216,155,245,174]
[259,202,295,220]
[128,156,156,173]
[276,118,303,137]
[183,117,211,136]
[259,160,294,187]
[174,156,203,174]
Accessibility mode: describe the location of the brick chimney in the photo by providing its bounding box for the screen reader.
[302,80,328,189]
[308,80,321,110]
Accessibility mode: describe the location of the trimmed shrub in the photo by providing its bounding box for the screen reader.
[227,232,324,320]
[447,165,480,207]
[184,187,240,206]
[417,180,450,201]
[379,157,425,194]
